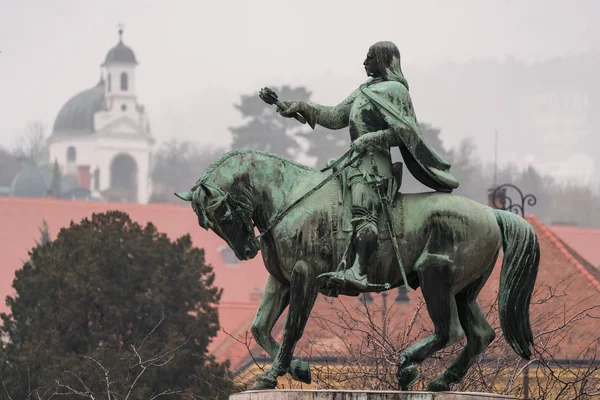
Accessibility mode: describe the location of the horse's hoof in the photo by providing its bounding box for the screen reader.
[290,359,311,384]
[397,364,419,390]
[427,376,450,392]
[251,374,278,390]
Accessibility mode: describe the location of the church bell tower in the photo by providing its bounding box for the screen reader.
[102,25,138,114]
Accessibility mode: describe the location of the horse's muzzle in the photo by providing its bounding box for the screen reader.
[241,238,260,260]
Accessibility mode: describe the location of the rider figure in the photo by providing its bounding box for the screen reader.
[278,41,460,292]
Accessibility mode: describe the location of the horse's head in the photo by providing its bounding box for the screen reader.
[175,183,260,261]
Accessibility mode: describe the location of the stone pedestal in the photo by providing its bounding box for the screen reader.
[230,390,517,400]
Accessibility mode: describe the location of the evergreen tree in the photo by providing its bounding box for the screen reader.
[0,211,234,398]
[298,127,350,169]
[229,85,311,159]
[35,219,50,247]
[150,139,224,203]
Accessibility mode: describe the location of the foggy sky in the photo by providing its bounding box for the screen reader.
[1,0,598,185]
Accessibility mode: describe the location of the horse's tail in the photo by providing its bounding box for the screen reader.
[493,209,540,360]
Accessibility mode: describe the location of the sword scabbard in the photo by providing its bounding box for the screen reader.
[367,153,410,291]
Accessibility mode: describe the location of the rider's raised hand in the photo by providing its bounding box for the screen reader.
[278,101,302,117]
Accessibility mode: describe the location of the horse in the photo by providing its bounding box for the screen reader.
[175,149,540,392]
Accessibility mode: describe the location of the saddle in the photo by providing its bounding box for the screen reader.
[321,159,404,297]
[326,158,403,236]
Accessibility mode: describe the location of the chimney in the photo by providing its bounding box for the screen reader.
[78,165,91,190]
[395,286,410,302]
[487,186,506,210]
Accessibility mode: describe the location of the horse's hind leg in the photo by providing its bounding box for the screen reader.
[397,255,465,390]
[252,261,319,390]
[428,263,497,391]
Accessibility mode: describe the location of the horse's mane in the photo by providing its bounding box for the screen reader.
[196,149,318,186]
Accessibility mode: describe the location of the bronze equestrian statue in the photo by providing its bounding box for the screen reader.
[176,41,540,392]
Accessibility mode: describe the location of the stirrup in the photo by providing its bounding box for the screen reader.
[318,268,390,293]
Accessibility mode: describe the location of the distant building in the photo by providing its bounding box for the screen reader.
[46,28,154,203]
[6,157,83,200]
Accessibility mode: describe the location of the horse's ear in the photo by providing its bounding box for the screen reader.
[200,183,219,198]
[174,191,193,201]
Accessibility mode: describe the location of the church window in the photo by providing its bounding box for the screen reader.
[121,104,127,111]
[107,74,111,92]
[67,146,77,163]
[120,72,128,91]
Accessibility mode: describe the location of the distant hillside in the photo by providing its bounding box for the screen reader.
[408,52,600,186]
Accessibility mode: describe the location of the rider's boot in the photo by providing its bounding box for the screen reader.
[321,206,389,292]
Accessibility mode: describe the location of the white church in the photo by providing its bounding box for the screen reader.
[46,28,154,204]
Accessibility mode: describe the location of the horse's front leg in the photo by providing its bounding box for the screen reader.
[251,275,311,387]
[252,260,319,390]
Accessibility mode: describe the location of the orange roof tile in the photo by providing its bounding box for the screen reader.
[218,215,600,372]
[0,196,269,314]
[549,225,600,268]
[2,198,599,373]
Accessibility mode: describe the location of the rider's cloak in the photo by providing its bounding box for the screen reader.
[361,80,459,192]
[303,79,459,192]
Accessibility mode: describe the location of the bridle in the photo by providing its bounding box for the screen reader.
[201,190,256,239]
[194,149,362,242]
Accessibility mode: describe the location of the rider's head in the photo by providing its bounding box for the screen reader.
[364,41,409,90]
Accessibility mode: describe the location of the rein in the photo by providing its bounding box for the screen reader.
[255,149,361,240]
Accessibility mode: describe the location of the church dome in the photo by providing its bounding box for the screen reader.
[10,163,49,198]
[52,80,106,137]
[102,30,137,65]
[103,42,137,65]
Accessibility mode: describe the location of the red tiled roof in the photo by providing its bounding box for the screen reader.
[0,197,269,314]
[549,225,600,268]
[221,215,600,372]
[1,198,599,373]
[209,302,261,369]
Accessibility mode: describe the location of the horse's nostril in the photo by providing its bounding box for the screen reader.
[244,248,251,258]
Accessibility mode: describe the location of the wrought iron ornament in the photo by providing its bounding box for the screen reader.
[490,184,537,217]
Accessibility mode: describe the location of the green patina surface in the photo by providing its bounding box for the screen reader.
[176,41,540,393]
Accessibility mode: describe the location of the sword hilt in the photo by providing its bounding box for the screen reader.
[368,152,385,188]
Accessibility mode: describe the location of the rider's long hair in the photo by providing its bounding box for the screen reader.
[371,41,410,90]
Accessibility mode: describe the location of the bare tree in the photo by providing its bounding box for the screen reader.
[150,139,226,204]
[230,276,600,399]
[13,120,47,165]
[4,316,235,400]
[547,183,600,227]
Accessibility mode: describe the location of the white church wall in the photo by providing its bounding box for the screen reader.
[48,137,98,175]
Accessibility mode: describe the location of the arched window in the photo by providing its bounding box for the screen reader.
[107,74,112,92]
[120,72,128,91]
[110,153,137,202]
[67,146,77,163]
